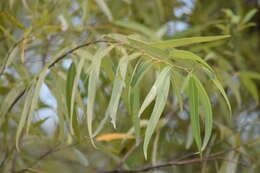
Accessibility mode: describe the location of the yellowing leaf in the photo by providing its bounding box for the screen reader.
[96,133,134,141]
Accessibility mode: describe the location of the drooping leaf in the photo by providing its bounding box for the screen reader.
[87,46,114,145]
[0,82,25,126]
[192,74,213,151]
[0,12,26,30]
[95,0,113,21]
[108,53,140,127]
[66,63,76,117]
[170,49,213,71]
[25,70,48,134]
[129,60,152,143]
[16,84,35,150]
[138,66,171,118]
[149,35,230,48]
[188,75,202,152]
[170,71,183,111]
[203,67,232,116]
[143,74,170,159]
[69,58,85,139]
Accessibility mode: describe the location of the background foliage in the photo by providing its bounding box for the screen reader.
[0,0,260,173]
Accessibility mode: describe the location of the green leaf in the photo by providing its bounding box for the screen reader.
[69,58,85,139]
[0,12,26,30]
[130,60,152,87]
[192,75,213,151]
[170,71,183,111]
[170,49,213,71]
[149,35,230,48]
[129,60,152,143]
[0,82,25,126]
[108,53,140,127]
[188,75,202,152]
[0,46,19,76]
[203,67,232,116]
[242,9,258,24]
[25,70,48,134]
[66,63,76,117]
[143,74,170,159]
[241,76,258,103]
[16,84,35,150]
[240,72,260,103]
[127,37,169,60]
[114,21,159,40]
[240,71,260,80]
[138,66,171,118]
[87,46,114,145]
[95,0,113,21]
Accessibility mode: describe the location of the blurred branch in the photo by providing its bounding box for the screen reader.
[100,146,247,173]
[14,142,78,173]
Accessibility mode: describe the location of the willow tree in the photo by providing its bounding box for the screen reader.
[0,0,259,173]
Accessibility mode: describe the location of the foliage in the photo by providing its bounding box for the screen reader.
[0,0,260,173]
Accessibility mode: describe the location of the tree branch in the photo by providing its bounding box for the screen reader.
[100,146,247,173]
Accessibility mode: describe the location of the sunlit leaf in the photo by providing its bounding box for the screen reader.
[149,35,230,48]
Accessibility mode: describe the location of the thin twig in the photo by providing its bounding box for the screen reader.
[99,146,246,173]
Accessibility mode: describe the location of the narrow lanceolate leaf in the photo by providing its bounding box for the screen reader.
[87,46,114,145]
[0,12,26,30]
[188,76,202,152]
[114,21,159,40]
[149,35,230,48]
[66,63,76,117]
[0,46,19,76]
[127,37,169,60]
[143,75,170,159]
[138,66,171,118]
[170,49,213,71]
[107,55,128,128]
[16,84,35,151]
[129,60,152,143]
[192,75,213,151]
[95,0,113,21]
[69,58,85,138]
[25,70,48,134]
[242,9,258,24]
[240,74,259,103]
[170,71,183,111]
[203,67,232,116]
[0,82,25,125]
[240,71,260,80]
[108,53,140,127]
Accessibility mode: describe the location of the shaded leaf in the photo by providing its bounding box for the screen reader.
[192,74,213,151]
[188,75,202,152]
